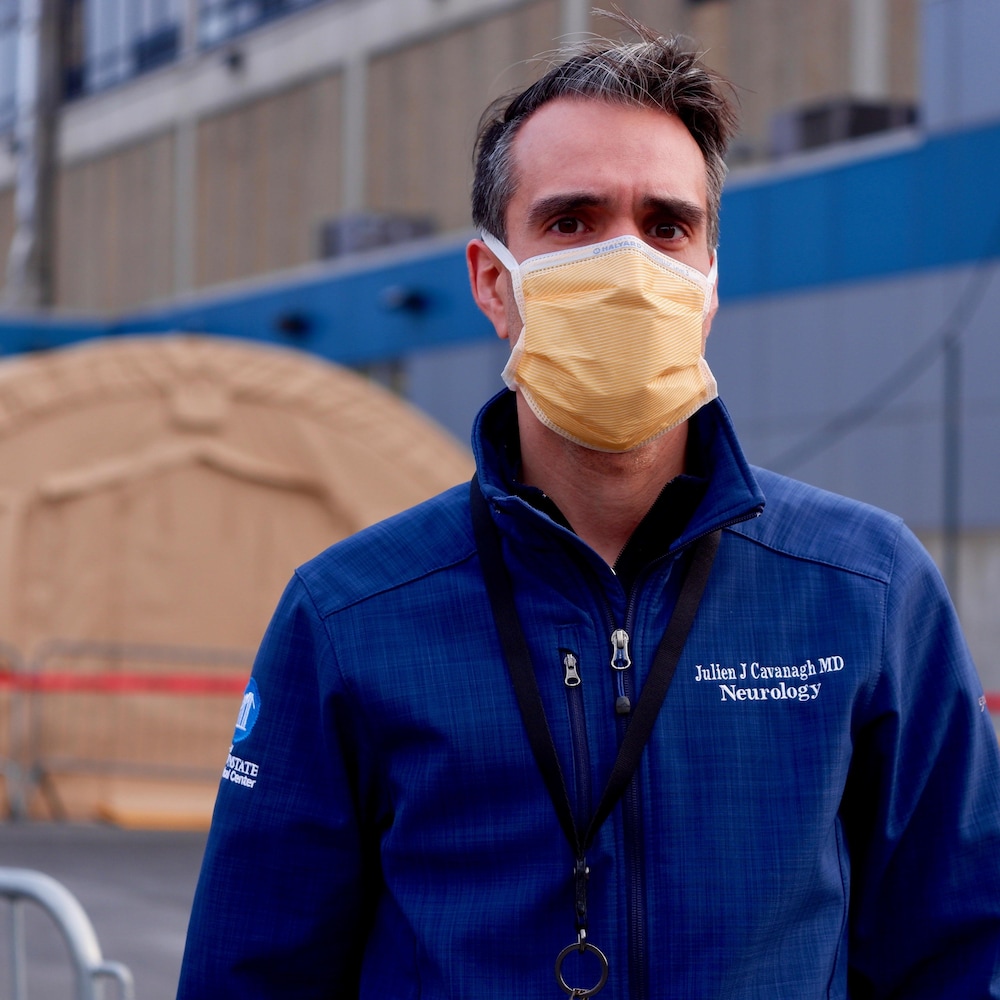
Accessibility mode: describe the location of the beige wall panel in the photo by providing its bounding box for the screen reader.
[889,0,919,101]
[54,132,176,313]
[591,4,736,79]
[195,72,342,288]
[196,106,255,285]
[366,0,917,211]
[687,2,731,73]
[366,0,559,233]
[744,0,803,154]
[591,3,685,37]
[593,1,789,162]
[599,0,914,164]
[718,0,764,158]
[741,0,848,103]
[759,0,802,145]
[800,1,850,101]
[55,161,95,309]
[366,46,394,202]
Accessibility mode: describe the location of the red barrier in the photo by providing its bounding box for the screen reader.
[0,669,246,695]
[4,665,999,713]
[2,649,999,821]
[0,641,254,820]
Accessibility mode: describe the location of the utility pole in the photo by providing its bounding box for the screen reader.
[3,0,62,310]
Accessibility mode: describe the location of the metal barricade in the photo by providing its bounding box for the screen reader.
[19,640,252,820]
[0,867,135,1000]
[0,642,29,819]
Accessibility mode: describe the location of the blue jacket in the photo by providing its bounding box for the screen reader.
[179,392,1000,998]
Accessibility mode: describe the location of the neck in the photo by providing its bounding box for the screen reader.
[516,395,688,567]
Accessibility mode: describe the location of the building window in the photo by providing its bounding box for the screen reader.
[0,0,332,125]
[770,98,918,158]
[75,0,181,93]
[198,0,325,47]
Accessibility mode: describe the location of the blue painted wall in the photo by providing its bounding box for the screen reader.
[0,234,493,365]
[720,121,1000,300]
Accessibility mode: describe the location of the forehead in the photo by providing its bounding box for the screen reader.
[506,97,709,225]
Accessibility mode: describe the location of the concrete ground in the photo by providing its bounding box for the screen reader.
[0,821,208,1000]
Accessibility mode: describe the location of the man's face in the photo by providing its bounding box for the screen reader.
[469,96,718,345]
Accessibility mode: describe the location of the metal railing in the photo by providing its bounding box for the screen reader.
[0,642,29,819]
[0,866,134,1000]
[1,639,252,820]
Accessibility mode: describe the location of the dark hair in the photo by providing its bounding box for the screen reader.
[471,11,740,248]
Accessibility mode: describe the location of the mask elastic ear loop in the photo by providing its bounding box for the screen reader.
[481,232,528,392]
[481,232,528,317]
[703,254,719,318]
[481,231,519,273]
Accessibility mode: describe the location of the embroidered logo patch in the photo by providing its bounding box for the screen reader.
[232,677,261,743]
[222,750,259,789]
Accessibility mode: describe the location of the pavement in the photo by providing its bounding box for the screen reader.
[0,821,208,1000]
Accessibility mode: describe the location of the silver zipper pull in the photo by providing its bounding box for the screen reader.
[610,629,631,671]
[563,652,582,687]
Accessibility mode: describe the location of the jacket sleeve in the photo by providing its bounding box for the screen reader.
[177,573,382,999]
[844,525,1000,998]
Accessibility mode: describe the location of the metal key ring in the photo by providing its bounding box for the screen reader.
[554,939,609,998]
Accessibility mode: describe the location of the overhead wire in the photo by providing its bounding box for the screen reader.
[766,213,1000,476]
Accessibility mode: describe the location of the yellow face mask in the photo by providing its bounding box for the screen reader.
[484,233,718,453]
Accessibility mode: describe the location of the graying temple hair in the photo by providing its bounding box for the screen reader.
[471,12,740,249]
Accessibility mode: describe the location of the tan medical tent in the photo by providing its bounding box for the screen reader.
[0,334,473,822]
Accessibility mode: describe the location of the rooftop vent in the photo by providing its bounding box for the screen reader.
[319,212,437,259]
[771,98,917,158]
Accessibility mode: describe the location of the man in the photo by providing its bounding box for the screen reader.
[178,17,1000,999]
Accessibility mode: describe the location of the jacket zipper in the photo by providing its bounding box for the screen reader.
[608,514,761,997]
[617,662,648,1000]
[610,629,632,715]
[608,605,649,1000]
[562,650,592,828]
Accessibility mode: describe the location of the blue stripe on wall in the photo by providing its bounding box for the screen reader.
[3,119,1000,361]
[0,236,494,365]
[719,120,1000,300]
[113,237,495,366]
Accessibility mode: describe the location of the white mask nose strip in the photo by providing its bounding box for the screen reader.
[482,232,716,317]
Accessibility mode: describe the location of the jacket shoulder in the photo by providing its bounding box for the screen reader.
[295,481,476,617]
[730,467,911,584]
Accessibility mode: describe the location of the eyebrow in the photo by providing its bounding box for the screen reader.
[525,193,608,231]
[643,195,707,230]
[525,192,707,232]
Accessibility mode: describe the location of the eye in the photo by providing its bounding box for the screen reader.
[650,222,686,241]
[550,217,586,235]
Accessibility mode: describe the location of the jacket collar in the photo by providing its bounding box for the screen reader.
[472,390,765,558]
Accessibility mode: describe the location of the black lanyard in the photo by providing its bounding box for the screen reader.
[470,477,720,997]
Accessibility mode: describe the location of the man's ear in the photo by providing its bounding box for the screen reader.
[467,239,514,341]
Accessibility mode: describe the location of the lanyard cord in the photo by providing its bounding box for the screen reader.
[470,477,720,956]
